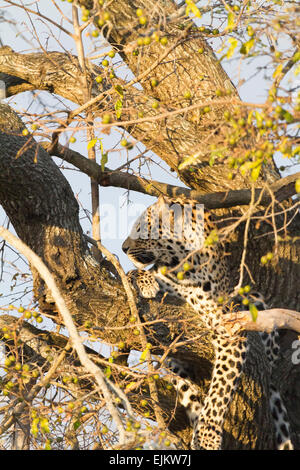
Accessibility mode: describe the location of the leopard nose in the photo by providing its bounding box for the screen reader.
[122,239,130,253]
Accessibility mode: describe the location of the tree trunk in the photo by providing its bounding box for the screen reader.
[0,0,299,449]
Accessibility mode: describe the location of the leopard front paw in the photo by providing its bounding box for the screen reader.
[127,269,160,299]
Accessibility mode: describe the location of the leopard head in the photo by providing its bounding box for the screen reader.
[122,196,229,299]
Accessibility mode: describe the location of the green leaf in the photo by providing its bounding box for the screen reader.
[99,138,104,155]
[283,111,294,123]
[204,229,219,246]
[292,146,300,157]
[40,418,50,434]
[114,85,124,97]
[249,303,258,322]
[247,110,254,125]
[292,51,300,63]
[227,12,235,30]
[255,110,264,127]
[178,153,200,170]
[250,163,261,182]
[226,37,238,59]
[73,420,81,431]
[87,138,97,150]
[185,0,202,17]
[145,183,153,193]
[240,38,255,55]
[115,98,123,119]
[239,161,253,176]
[31,425,38,437]
[101,152,108,171]
[273,63,283,79]
[140,348,150,362]
[104,366,111,379]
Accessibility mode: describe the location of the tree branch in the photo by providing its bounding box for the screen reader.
[0,43,279,193]
[227,308,300,334]
[44,140,300,208]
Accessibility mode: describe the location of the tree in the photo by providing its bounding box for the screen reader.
[0,0,299,450]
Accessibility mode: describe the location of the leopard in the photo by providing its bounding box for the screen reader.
[122,195,293,450]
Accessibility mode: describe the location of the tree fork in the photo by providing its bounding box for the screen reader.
[0,43,279,194]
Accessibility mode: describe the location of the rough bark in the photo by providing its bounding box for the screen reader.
[94,0,281,192]
[0,0,299,450]
[1,89,299,451]
[0,41,278,194]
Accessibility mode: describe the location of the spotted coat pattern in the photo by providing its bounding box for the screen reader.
[122,196,293,450]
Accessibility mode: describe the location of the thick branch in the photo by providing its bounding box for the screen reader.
[0,42,279,193]
[231,308,300,334]
[0,72,34,95]
[45,141,300,208]
[100,0,280,191]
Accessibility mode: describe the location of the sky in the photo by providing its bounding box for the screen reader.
[0,0,298,308]
[0,2,298,447]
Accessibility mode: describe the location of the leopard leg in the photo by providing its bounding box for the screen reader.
[194,335,248,450]
[126,269,160,298]
[259,329,280,367]
[167,358,203,427]
[260,330,293,450]
[241,293,293,450]
[269,384,293,450]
